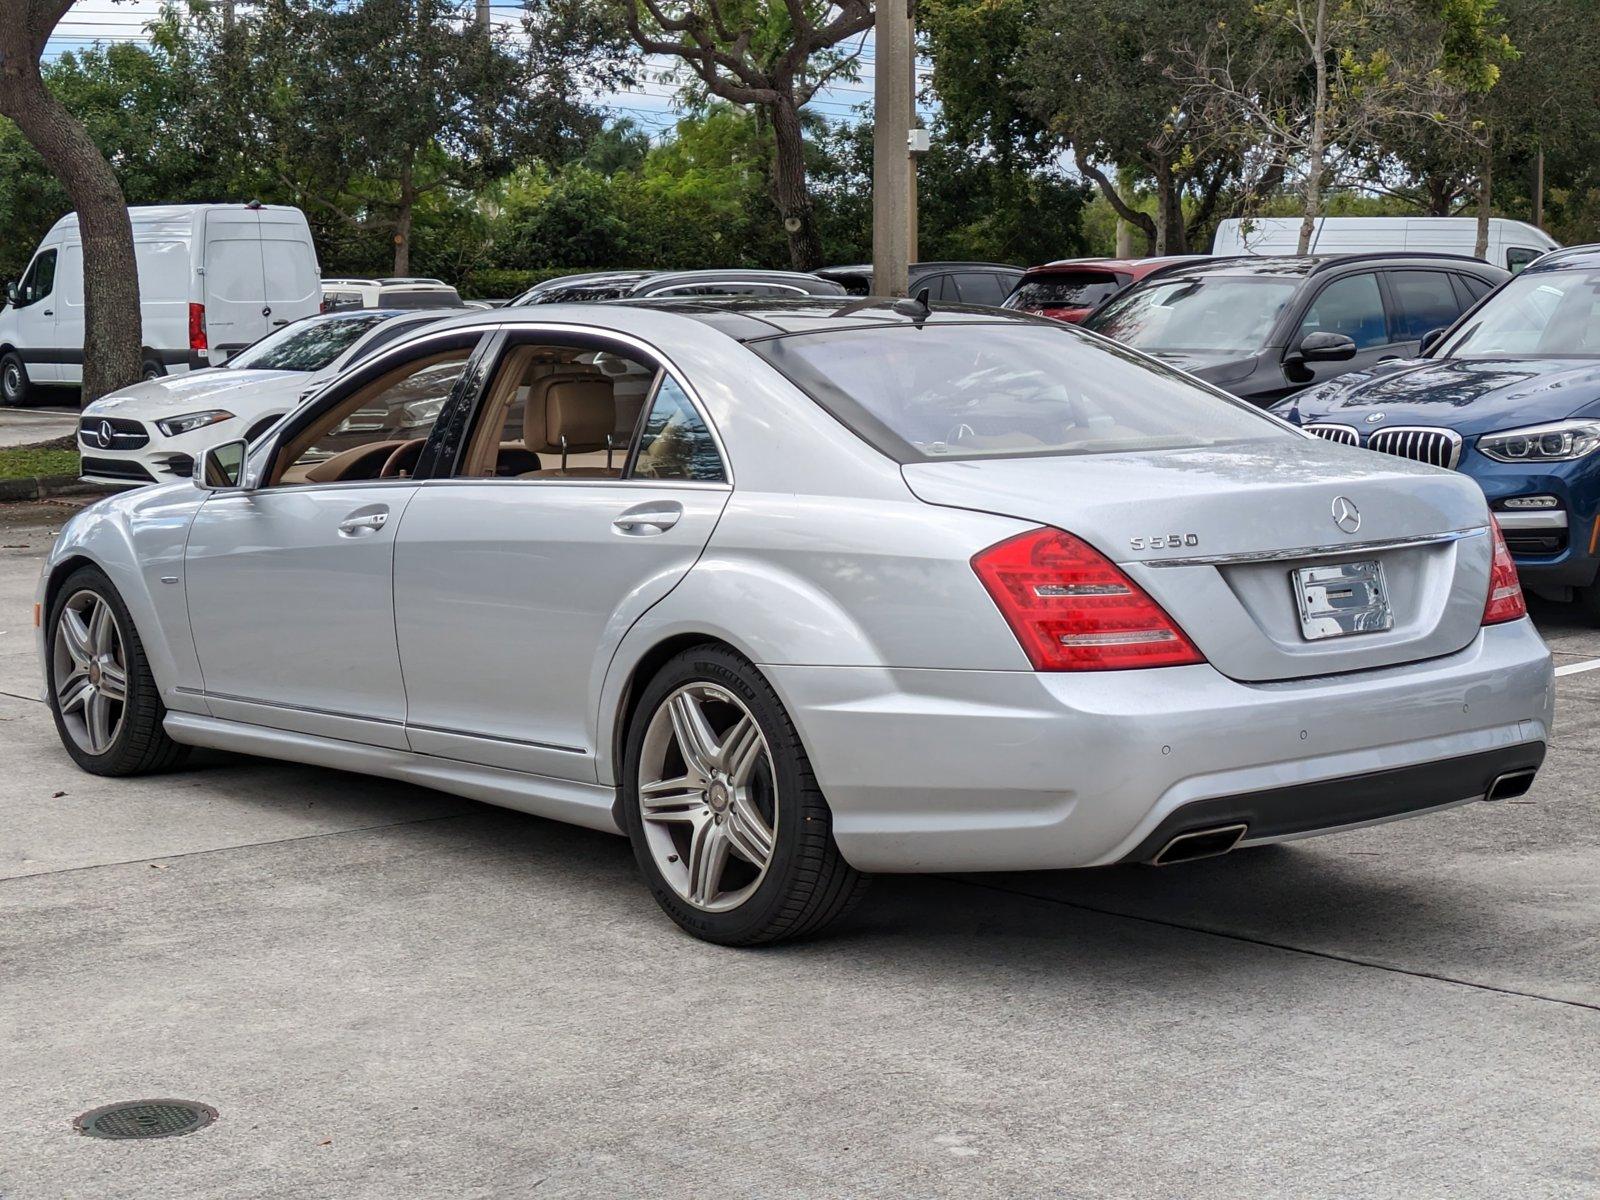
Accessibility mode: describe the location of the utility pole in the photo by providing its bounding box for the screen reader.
[1534,146,1545,230]
[872,0,912,296]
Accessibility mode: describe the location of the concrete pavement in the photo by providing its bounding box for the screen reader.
[0,402,78,448]
[2,498,1598,1198]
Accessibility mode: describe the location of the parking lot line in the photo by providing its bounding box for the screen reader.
[1554,657,1600,677]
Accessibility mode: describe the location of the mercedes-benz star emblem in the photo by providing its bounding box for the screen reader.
[96,419,114,448]
[1332,495,1362,534]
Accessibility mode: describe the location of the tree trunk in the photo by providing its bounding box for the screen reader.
[1297,0,1329,255]
[1076,148,1157,254]
[0,58,141,405]
[770,99,823,271]
[1154,159,1187,255]
[393,149,416,276]
[1474,138,1492,260]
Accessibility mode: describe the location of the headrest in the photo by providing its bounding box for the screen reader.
[531,377,615,454]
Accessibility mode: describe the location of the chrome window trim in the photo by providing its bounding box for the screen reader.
[421,477,732,493]
[1141,526,1487,568]
[1365,424,1464,470]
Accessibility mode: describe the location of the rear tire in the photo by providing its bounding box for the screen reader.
[1,352,31,406]
[622,644,869,945]
[141,358,165,382]
[45,565,189,776]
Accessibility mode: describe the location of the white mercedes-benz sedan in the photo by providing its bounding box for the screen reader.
[36,299,1554,944]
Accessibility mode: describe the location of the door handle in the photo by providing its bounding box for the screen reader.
[612,502,683,535]
[337,507,389,537]
[42,309,52,316]
[272,319,288,327]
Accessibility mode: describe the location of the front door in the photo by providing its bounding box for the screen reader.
[183,333,479,746]
[12,248,60,383]
[394,345,732,780]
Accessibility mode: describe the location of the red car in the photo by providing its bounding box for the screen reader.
[1003,256,1206,324]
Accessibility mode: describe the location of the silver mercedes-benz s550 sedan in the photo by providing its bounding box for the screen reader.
[36,299,1554,944]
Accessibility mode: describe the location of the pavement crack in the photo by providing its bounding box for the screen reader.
[944,874,1600,1015]
[3,812,476,884]
[0,687,44,705]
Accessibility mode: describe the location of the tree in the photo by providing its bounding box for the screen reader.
[1172,0,1515,253]
[922,0,1255,255]
[0,0,143,401]
[603,0,872,269]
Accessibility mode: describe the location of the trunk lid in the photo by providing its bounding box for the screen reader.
[903,437,1494,682]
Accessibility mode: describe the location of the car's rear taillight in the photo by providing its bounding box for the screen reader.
[972,527,1205,670]
[1483,516,1527,625]
[188,302,207,352]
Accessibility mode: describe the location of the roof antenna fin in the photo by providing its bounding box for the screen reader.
[892,286,932,323]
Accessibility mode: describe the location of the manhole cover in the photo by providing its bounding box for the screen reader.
[73,1099,218,1140]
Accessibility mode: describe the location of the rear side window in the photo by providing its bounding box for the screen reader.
[1006,271,1121,311]
[1297,273,1389,349]
[952,272,1008,306]
[1387,270,1464,341]
[629,377,725,482]
[753,323,1287,463]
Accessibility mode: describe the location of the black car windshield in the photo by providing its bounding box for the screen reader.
[1084,275,1298,353]
[752,322,1289,462]
[1004,271,1121,311]
[1442,269,1600,357]
[227,313,389,372]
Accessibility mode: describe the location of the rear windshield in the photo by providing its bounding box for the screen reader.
[751,322,1288,462]
[383,287,463,308]
[1085,275,1299,353]
[1004,271,1121,311]
[227,313,389,372]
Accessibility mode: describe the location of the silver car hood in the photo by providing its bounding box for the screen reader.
[903,437,1499,682]
[83,369,304,420]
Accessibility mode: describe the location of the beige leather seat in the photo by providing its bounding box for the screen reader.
[521,376,622,478]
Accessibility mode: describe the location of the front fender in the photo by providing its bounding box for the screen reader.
[38,483,205,707]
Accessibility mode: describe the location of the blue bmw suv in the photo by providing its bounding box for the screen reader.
[1276,245,1600,623]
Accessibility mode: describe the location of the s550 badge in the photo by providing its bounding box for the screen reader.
[1130,533,1200,551]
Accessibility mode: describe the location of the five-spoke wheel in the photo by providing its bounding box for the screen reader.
[623,644,868,945]
[637,683,778,912]
[52,589,129,756]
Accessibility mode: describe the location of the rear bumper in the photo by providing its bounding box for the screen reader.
[766,618,1554,873]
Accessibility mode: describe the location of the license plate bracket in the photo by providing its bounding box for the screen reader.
[1292,559,1393,641]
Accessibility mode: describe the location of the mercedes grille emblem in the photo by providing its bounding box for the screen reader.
[96,419,115,448]
[1331,495,1362,535]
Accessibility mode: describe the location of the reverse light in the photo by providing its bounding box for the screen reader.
[971,528,1205,670]
[188,302,208,354]
[1478,419,1600,463]
[156,409,234,437]
[1482,516,1527,625]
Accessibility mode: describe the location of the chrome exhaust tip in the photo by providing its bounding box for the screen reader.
[1152,822,1249,866]
[1485,768,1538,802]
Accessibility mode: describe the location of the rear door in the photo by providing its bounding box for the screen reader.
[259,210,322,326]
[1384,268,1474,354]
[393,332,731,780]
[200,208,269,362]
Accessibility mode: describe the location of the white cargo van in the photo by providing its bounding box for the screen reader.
[0,203,321,405]
[1211,216,1559,274]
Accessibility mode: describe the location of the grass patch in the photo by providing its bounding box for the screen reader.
[0,442,80,480]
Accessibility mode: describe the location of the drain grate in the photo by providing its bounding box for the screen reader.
[74,1099,218,1140]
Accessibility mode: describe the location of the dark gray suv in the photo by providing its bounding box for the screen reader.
[1082,253,1509,405]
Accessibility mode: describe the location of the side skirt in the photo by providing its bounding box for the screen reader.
[164,713,625,836]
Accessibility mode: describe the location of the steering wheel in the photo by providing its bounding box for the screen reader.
[379,437,429,479]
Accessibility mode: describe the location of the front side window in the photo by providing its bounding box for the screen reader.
[1387,270,1464,341]
[1086,275,1298,354]
[15,250,57,307]
[229,313,390,372]
[273,350,470,485]
[753,322,1288,463]
[1442,269,1600,357]
[1296,273,1389,349]
[630,377,725,482]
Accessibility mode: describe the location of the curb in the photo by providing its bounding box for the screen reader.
[0,474,117,502]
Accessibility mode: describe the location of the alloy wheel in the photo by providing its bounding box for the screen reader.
[2,360,20,401]
[636,683,778,912]
[52,590,128,756]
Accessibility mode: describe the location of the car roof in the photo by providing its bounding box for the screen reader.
[614,296,1048,340]
[1523,244,1600,272]
[819,261,1020,277]
[1024,255,1204,276]
[1132,252,1505,283]
[632,269,839,292]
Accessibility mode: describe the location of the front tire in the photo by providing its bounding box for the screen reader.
[1,352,31,406]
[45,566,188,776]
[622,644,868,945]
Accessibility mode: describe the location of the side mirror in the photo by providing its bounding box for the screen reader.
[1418,327,1448,356]
[195,439,249,491]
[4,281,17,306]
[1296,331,1358,363]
